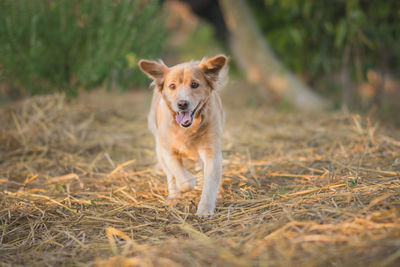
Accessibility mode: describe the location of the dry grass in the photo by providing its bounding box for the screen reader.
[1,82,400,267]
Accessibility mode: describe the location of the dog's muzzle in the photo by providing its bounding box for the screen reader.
[175,101,201,128]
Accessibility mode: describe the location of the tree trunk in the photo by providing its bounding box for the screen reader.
[219,0,331,111]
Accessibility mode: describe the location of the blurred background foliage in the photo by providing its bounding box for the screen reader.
[0,0,166,97]
[0,0,399,123]
[250,0,400,113]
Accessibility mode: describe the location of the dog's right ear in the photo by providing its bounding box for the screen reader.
[138,60,168,81]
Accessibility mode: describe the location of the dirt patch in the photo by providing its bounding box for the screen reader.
[1,85,399,266]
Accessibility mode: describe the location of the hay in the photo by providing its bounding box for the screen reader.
[0,84,399,267]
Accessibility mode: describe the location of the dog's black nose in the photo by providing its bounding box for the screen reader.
[177,100,189,110]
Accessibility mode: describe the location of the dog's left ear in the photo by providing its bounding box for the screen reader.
[200,55,227,82]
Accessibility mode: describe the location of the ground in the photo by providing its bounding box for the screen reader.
[1,82,400,267]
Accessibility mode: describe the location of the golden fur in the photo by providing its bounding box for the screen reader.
[139,55,228,215]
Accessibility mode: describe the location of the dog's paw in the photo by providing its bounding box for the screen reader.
[166,193,181,205]
[177,177,196,193]
[196,203,215,217]
[178,181,195,193]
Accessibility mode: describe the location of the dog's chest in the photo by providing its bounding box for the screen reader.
[170,133,200,160]
[173,144,198,160]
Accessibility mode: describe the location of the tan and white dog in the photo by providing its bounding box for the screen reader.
[138,55,228,215]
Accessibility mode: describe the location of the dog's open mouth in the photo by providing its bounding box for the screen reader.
[175,102,201,128]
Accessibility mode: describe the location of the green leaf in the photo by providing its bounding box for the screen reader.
[248,189,254,199]
[288,28,302,46]
[335,20,347,49]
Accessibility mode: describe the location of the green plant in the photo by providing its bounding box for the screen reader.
[250,0,400,110]
[0,0,167,96]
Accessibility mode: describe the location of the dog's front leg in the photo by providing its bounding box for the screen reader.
[197,148,222,215]
[159,147,196,193]
[156,144,179,199]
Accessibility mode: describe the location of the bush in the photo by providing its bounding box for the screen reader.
[0,0,167,96]
[250,0,400,93]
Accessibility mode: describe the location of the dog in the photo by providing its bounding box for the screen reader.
[138,55,228,215]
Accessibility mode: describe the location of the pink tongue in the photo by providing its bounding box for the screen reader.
[176,111,191,125]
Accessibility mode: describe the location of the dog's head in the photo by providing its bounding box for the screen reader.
[139,55,227,128]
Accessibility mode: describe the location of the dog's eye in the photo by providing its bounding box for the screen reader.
[191,82,199,89]
[169,83,176,90]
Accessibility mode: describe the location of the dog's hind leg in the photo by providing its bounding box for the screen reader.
[153,161,162,173]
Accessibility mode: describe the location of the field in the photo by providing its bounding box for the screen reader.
[1,82,400,267]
